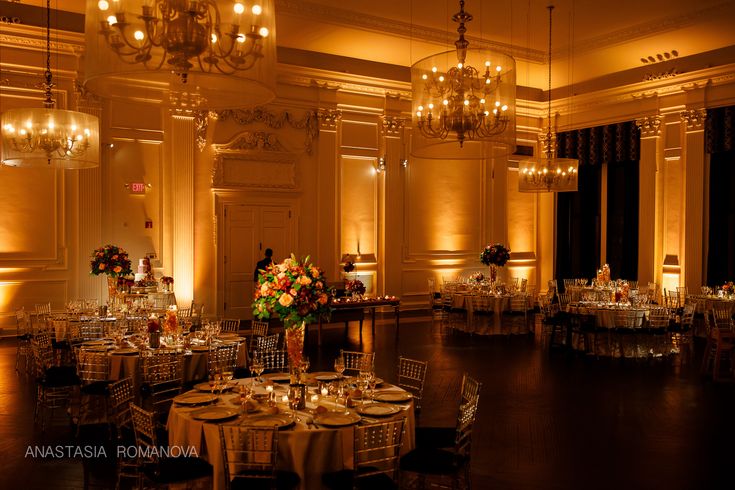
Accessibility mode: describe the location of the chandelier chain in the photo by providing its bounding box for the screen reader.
[43,0,54,109]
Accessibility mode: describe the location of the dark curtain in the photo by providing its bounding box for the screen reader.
[706,106,735,285]
[555,122,640,285]
[607,161,639,281]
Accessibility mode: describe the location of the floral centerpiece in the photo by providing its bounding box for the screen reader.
[161,276,174,292]
[147,316,161,348]
[480,243,511,282]
[345,279,366,297]
[90,244,133,298]
[252,254,331,381]
[722,281,734,295]
[471,271,485,282]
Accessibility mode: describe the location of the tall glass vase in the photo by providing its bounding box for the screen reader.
[107,276,118,300]
[489,265,497,283]
[285,322,305,384]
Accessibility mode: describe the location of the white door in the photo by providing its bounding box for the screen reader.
[223,204,292,319]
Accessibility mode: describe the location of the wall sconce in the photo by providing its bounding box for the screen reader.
[400,158,408,168]
[376,157,386,173]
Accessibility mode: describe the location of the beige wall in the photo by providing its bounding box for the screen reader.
[2,26,735,328]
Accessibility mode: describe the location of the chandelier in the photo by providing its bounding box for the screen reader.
[1,0,100,169]
[411,0,516,159]
[518,5,578,192]
[84,0,276,109]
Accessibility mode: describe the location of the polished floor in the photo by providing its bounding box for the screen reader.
[1,314,734,489]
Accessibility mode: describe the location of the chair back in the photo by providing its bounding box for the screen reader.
[80,321,105,340]
[16,308,31,336]
[221,319,240,333]
[648,307,670,329]
[255,349,288,373]
[614,309,639,329]
[711,305,734,331]
[509,294,529,313]
[209,342,239,373]
[397,357,428,410]
[353,419,406,484]
[130,403,160,464]
[219,424,279,489]
[178,307,192,318]
[456,373,482,459]
[341,350,375,375]
[109,377,134,436]
[31,335,55,376]
[139,350,184,417]
[251,320,270,338]
[681,303,696,328]
[254,333,280,352]
[76,348,111,384]
[190,302,205,317]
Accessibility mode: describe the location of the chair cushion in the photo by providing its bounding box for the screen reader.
[231,470,300,490]
[400,447,464,475]
[144,456,212,484]
[322,469,398,490]
[81,380,111,396]
[415,426,456,449]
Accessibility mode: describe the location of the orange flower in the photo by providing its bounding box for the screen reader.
[113,266,122,273]
[99,263,106,270]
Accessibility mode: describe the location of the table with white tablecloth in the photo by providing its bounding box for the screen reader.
[449,292,531,335]
[167,378,415,490]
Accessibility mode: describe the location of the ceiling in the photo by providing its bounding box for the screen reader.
[15,0,735,91]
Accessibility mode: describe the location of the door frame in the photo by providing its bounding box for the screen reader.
[214,191,300,318]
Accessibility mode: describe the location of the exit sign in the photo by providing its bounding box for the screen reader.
[129,182,147,194]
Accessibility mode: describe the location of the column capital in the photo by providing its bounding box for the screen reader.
[635,115,662,138]
[318,109,342,131]
[380,115,406,137]
[680,108,707,131]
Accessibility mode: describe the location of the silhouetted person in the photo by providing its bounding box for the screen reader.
[254,248,274,282]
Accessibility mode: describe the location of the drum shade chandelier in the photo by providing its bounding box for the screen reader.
[84,0,276,109]
[1,0,100,169]
[411,0,516,159]
[518,5,578,192]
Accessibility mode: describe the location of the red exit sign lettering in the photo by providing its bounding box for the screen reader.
[129,182,146,194]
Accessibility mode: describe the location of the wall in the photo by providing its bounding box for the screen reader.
[2,23,735,329]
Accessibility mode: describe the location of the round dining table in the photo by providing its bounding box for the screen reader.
[167,375,416,490]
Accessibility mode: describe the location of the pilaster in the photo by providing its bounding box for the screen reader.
[681,108,707,292]
[635,115,663,287]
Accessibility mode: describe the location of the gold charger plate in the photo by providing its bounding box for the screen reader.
[356,403,401,417]
[241,413,294,429]
[373,392,412,403]
[191,407,239,421]
[173,393,218,406]
[110,348,138,355]
[314,412,361,427]
[262,373,291,383]
[194,381,238,392]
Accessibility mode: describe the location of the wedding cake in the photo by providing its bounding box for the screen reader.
[134,258,150,282]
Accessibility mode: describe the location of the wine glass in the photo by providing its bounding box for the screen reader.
[208,372,217,395]
[221,370,233,395]
[334,357,345,377]
[290,391,302,422]
[238,384,252,413]
[252,357,265,383]
[367,372,377,401]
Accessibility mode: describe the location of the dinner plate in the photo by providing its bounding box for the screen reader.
[241,413,294,429]
[373,392,412,403]
[194,381,238,392]
[314,412,361,427]
[110,348,138,355]
[191,407,239,421]
[190,346,210,352]
[356,403,401,417]
[82,340,109,346]
[173,393,218,406]
[262,373,291,383]
[314,373,341,382]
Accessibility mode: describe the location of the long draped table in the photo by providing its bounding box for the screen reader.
[167,377,415,490]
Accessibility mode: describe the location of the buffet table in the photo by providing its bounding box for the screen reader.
[315,298,400,345]
[167,376,415,490]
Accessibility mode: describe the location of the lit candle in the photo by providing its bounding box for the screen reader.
[282,394,289,404]
[310,394,319,404]
[321,387,328,397]
[265,385,273,393]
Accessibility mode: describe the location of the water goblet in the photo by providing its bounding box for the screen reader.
[221,370,233,395]
[252,358,265,383]
[208,372,217,395]
[334,357,345,378]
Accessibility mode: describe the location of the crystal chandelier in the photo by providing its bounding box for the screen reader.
[1,0,100,169]
[518,5,578,193]
[84,0,276,109]
[411,0,516,159]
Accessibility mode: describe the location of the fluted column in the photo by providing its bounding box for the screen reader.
[380,115,405,297]
[316,108,341,279]
[635,115,663,286]
[171,112,195,305]
[681,108,707,292]
[76,87,103,300]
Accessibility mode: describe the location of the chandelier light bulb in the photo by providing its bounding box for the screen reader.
[134,30,144,41]
[422,74,428,80]
[431,66,438,73]
[233,3,245,14]
[259,27,269,37]
[106,15,118,25]
[458,63,463,69]
[98,0,109,11]
[438,75,445,82]
[252,4,262,15]
[485,61,491,67]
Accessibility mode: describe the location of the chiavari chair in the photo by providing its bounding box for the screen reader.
[15,308,33,374]
[340,349,375,375]
[139,349,184,422]
[701,305,735,381]
[397,356,429,412]
[221,318,240,333]
[255,349,288,373]
[31,334,80,431]
[75,347,112,436]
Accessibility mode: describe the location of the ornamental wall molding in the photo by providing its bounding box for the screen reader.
[318,109,342,131]
[680,108,707,130]
[211,131,298,190]
[278,70,411,99]
[636,115,663,137]
[213,107,318,155]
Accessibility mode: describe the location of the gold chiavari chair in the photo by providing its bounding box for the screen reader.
[139,349,184,422]
[323,419,406,489]
[253,333,280,353]
[31,334,79,431]
[221,318,240,333]
[15,308,33,374]
[701,305,735,381]
[340,349,375,375]
[75,347,112,436]
[218,424,299,490]
[208,342,239,375]
[397,356,429,412]
[255,349,288,373]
